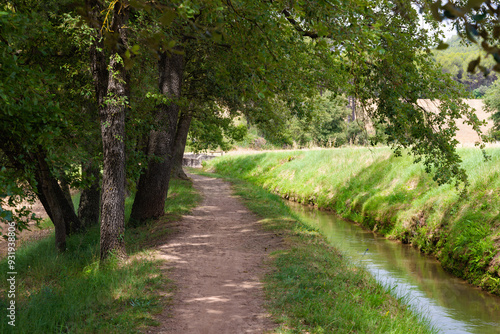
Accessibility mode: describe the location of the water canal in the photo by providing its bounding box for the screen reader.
[287,202,500,334]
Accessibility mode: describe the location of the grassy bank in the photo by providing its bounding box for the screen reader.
[193,169,436,333]
[0,178,201,334]
[204,147,500,295]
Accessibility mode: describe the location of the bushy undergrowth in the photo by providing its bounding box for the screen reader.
[193,170,436,333]
[205,148,500,295]
[0,178,200,334]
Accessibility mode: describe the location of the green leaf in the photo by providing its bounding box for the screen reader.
[465,24,478,43]
[436,42,449,50]
[471,13,486,22]
[430,2,443,22]
[466,0,487,10]
[0,209,13,222]
[159,10,176,27]
[442,3,465,19]
[131,44,140,55]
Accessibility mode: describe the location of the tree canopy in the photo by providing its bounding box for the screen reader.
[0,0,487,255]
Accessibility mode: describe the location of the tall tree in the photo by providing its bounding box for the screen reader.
[130,49,184,222]
[97,1,129,260]
[0,1,86,249]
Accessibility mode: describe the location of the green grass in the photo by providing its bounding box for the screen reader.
[193,169,436,333]
[204,147,500,295]
[0,178,201,334]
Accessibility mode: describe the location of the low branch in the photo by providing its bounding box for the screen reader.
[281,9,319,39]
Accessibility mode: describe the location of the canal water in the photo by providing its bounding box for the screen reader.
[287,202,500,334]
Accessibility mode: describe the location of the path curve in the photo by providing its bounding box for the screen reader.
[149,173,280,334]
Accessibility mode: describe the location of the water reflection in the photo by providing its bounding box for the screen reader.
[288,203,500,334]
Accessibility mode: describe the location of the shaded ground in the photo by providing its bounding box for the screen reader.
[148,173,281,334]
[0,200,50,258]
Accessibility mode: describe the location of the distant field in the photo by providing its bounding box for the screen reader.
[418,99,493,144]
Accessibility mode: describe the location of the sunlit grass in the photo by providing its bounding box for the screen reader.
[205,147,500,295]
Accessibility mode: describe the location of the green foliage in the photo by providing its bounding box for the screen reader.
[433,36,497,93]
[0,167,41,234]
[0,0,490,243]
[205,148,500,295]
[187,105,249,152]
[236,92,368,149]
[423,1,500,75]
[472,85,489,97]
[483,79,500,140]
[0,3,95,231]
[288,92,352,148]
[0,178,200,333]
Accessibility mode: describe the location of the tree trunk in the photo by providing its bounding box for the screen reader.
[33,153,67,251]
[171,109,192,180]
[99,3,128,261]
[58,172,86,234]
[81,2,106,232]
[78,160,100,228]
[130,50,185,223]
[100,52,127,261]
[60,188,82,235]
[32,157,82,236]
[34,177,82,236]
[60,175,75,213]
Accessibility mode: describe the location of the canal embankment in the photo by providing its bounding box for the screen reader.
[203,147,500,295]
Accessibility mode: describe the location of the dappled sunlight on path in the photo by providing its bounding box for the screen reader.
[147,174,281,334]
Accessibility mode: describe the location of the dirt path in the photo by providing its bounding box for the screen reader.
[149,174,280,334]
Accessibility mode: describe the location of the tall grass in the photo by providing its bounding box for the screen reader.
[0,178,201,333]
[205,147,500,295]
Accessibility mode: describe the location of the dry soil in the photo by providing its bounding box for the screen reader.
[147,173,281,334]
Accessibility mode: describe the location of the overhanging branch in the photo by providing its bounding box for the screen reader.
[281,9,319,39]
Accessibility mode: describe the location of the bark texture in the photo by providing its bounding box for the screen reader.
[171,110,192,180]
[80,5,106,231]
[99,4,128,261]
[32,153,68,251]
[130,50,185,223]
[100,52,127,260]
[78,160,100,228]
[60,176,74,213]
[32,159,82,236]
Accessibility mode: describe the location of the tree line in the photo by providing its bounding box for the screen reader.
[433,35,498,95]
[0,0,486,261]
